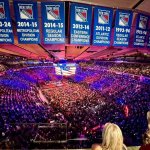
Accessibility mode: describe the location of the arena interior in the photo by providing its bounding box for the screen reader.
[0,0,150,149]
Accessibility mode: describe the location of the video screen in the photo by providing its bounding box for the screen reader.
[53,63,77,76]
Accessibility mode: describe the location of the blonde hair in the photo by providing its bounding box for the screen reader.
[147,111,150,129]
[102,123,127,150]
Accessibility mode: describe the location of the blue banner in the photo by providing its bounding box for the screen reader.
[70,3,92,45]
[0,0,14,44]
[134,13,149,47]
[147,33,150,48]
[41,2,65,44]
[92,7,113,46]
[113,10,133,46]
[14,1,40,44]
[147,20,150,48]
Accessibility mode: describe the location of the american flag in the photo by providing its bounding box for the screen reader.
[55,66,76,76]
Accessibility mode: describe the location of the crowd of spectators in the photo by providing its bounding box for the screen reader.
[79,61,150,77]
[109,64,150,77]
[42,63,150,146]
[0,62,150,149]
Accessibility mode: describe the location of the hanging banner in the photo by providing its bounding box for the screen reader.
[134,13,149,47]
[41,2,65,44]
[92,7,113,46]
[14,1,40,44]
[70,3,92,45]
[147,33,150,48]
[113,10,133,46]
[146,22,150,48]
[0,0,14,44]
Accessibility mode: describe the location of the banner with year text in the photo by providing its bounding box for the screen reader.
[70,3,92,45]
[0,0,14,44]
[113,10,133,47]
[41,2,65,44]
[92,6,113,46]
[14,1,40,44]
[134,13,149,47]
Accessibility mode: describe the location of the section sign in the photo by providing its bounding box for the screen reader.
[113,10,133,46]
[41,2,65,44]
[134,13,149,47]
[14,1,40,44]
[93,6,113,46]
[0,0,14,44]
[70,3,92,45]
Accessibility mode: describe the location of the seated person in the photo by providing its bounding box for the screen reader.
[92,123,127,150]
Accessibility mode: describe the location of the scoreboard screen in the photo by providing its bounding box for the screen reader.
[53,63,77,76]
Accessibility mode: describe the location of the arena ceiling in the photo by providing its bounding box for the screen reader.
[0,0,150,61]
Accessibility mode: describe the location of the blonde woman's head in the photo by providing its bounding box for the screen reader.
[102,123,126,150]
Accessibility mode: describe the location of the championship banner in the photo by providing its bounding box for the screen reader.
[14,1,40,44]
[134,13,149,47]
[146,29,150,48]
[146,21,150,48]
[92,7,113,46]
[70,3,92,45]
[41,2,65,44]
[147,33,150,48]
[113,10,133,46]
[0,0,14,44]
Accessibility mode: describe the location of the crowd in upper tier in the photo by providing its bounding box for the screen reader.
[0,62,149,149]
[79,61,150,77]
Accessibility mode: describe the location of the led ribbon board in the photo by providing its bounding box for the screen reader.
[14,1,40,44]
[134,13,149,47]
[41,2,65,44]
[0,0,14,44]
[113,10,133,46]
[70,3,92,45]
[93,6,113,46]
